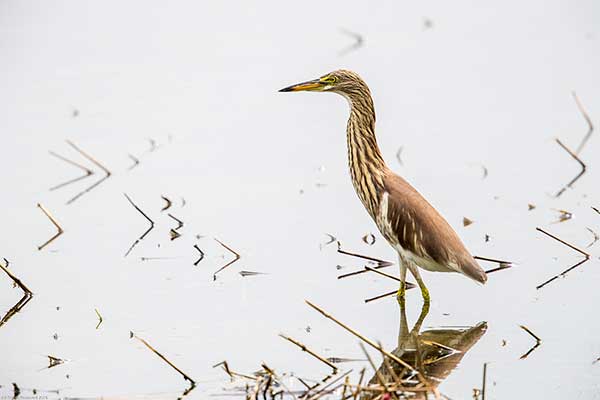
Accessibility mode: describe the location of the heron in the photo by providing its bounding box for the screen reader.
[280,70,487,304]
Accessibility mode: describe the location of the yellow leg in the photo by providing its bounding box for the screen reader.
[407,262,430,305]
[396,254,408,302]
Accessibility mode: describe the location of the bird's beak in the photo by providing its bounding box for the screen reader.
[279,78,324,92]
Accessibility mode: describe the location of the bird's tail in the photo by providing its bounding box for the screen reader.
[462,257,488,284]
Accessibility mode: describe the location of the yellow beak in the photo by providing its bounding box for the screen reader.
[279,79,324,92]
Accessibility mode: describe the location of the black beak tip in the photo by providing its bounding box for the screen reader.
[278,86,292,92]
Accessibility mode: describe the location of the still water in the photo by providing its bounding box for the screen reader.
[1,1,600,398]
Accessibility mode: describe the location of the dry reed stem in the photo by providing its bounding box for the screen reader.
[481,362,487,400]
[536,227,590,289]
[364,266,416,288]
[0,259,33,329]
[161,195,172,211]
[572,92,594,155]
[279,334,338,373]
[168,213,184,230]
[306,370,351,400]
[338,264,391,280]
[94,308,103,329]
[127,154,140,170]
[353,368,366,400]
[360,343,395,400]
[554,138,586,197]
[48,151,94,191]
[37,204,64,250]
[133,334,196,388]
[65,140,112,205]
[337,246,394,267]
[123,193,155,257]
[473,255,513,265]
[0,258,33,295]
[213,238,241,279]
[586,227,599,248]
[536,227,590,258]
[364,290,398,303]
[519,325,542,359]
[193,245,204,266]
[212,360,257,381]
[305,301,415,372]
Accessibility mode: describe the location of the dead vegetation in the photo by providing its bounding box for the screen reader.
[535,227,590,289]
[132,333,196,396]
[37,204,64,251]
[0,258,34,329]
[123,193,155,257]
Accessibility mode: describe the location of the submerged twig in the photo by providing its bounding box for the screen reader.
[48,151,94,191]
[364,289,397,303]
[239,270,266,277]
[572,92,594,155]
[536,227,589,258]
[554,138,586,197]
[94,308,103,330]
[481,363,487,400]
[484,264,513,274]
[320,233,337,250]
[536,258,588,290]
[474,255,513,264]
[363,266,416,289]
[213,238,241,280]
[161,195,172,212]
[586,227,599,248]
[306,370,352,400]
[359,343,390,399]
[193,245,204,266]
[305,300,415,372]
[552,208,573,224]
[168,213,184,231]
[212,360,256,381]
[338,264,392,280]
[170,229,181,241]
[124,193,155,257]
[338,28,364,55]
[0,258,34,329]
[65,140,112,205]
[133,334,196,389]
[337,245,393,267]
[37,204,64,251]
[127,154,140,170]
[327,357,366,364]
[519,325,542,360]
[536,227,590,289]
[47,355,65,369]
[396,146,404,166]
[362,233,376,245]
[0,259,33,296]
[473,255,514,274]
[279,334,338,373]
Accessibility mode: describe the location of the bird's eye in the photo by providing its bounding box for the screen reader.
[322,75,338,84]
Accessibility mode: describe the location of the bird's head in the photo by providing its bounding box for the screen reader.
[279,69,366,96]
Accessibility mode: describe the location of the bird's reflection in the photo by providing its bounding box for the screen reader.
[362,300,487,399]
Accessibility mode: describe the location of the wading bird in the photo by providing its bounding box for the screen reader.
[280,70,486,304]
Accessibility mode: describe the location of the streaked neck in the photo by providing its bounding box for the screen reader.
[344,92,387,218]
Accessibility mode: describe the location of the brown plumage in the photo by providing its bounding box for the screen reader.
[280,69,487,302]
